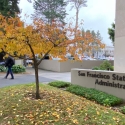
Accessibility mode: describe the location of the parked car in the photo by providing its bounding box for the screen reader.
[66,56,75,60]
[82,56,96,60]
[82,56,89,60]
[107,57,114,60]
[0,61,5,66]
[99,57,106,60]
[52,58,61,60]
[111,57,114,60]
[26,60,33,66]
[88,57,96,60]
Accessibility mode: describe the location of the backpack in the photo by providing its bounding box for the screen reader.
[10,58,15,66]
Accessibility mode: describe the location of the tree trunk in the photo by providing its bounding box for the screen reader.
[75,8,79,37]
[97,50,98,59]
[74,8,79,47]
[34,64,40,99]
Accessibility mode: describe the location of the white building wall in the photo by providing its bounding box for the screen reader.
[114,0,125,72]
[94,46,114,58]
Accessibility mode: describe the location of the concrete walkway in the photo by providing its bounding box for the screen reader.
[0,67,71,88]
[26,68,71,82]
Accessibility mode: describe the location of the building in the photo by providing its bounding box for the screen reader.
[114,0,125,72]
[94,46,114,59]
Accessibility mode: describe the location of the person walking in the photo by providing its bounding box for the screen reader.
[4,55,15,79]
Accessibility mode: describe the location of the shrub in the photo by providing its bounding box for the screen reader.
[12,65,26,73]
[66,85,122,106]
[92,60,114,71]
[92,66,100,70]
[48,81,71,88]
[0,65,6,72]
[110,66,114,71]
[100,60,113,70]
[120,106,125,114]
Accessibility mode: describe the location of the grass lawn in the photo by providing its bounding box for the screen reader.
[0,84,125,125]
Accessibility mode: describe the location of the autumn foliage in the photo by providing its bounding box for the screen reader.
[0,14,105,98]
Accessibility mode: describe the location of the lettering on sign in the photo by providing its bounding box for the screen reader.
[95,79,125,89]
[78,71,125,89]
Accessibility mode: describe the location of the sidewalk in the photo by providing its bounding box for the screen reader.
[26,67,71,82]
[0,67,71,88]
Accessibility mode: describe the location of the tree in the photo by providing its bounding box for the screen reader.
[0,14,103,99]
[89,30,104,58]
[108,23,115,45]
[81,29,105,57]
[94,30,103,58]
[76,29,105,58]
[32,0,67,24]
[79,30,95,56]
[27,0,32,3]
[68,0,87,35]
[0,0,20,61]
[0,0,20,17]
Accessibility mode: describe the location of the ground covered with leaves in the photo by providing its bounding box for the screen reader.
[0,84,125,125]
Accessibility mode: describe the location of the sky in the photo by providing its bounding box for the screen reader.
[19,0,116,46]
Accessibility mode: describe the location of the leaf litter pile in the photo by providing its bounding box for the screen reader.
[0,84,125,125]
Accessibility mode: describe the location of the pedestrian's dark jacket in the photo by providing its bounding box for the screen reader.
[5,56,15,67]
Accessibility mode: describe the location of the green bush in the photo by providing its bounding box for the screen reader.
[92,60,114,71]
[12,65,26,73]
[92,66,100,70]
[48,81,71,88]
[110,66,114,71]
[100,60,113,70]
[0,66,6,72]
[120,106,125,114]
[66,85,122,106]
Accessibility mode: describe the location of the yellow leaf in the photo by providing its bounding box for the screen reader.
[72,119,79,124]
[97,111,100,115]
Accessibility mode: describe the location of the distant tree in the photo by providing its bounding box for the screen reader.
[91,30,96,37]
[86,30,90,33]
[108,23,115,45]
[94,30,103,58]
[27,0,32,3]
[96,30,103,41]
[0,0,20,17]
[68,0,87,35]
[32,0,67,24]
[85,30,104,58]
[80,29,105,57]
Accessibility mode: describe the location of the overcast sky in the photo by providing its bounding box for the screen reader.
[19,0,116,46]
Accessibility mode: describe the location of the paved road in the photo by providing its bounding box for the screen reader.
[0,74,54,88]
[0,68,71,88]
